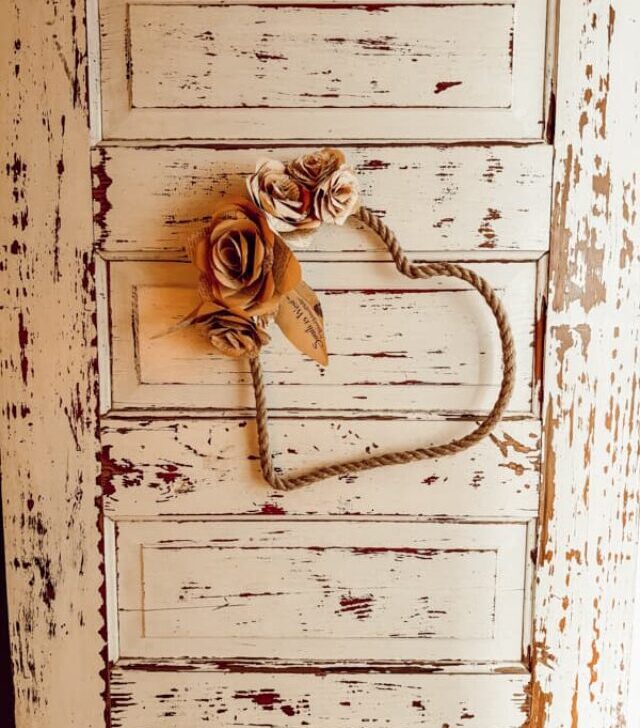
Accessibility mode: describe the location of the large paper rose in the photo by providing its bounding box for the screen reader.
[188,197,301,316]
[205,310,270,359]
[247,159,319,233]
[313,166,360,225]
[288,148,346,188]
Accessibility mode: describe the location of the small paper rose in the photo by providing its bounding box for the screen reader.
[188,197,301,316]
[247,159,319,234]
[288,147,346,188]
[204,310,270,359]
[313,165,360,225]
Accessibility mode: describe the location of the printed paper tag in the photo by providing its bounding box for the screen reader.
[276,280,329,366]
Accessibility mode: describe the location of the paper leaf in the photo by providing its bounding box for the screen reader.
[150,301,222,340]
[275,281,328,366]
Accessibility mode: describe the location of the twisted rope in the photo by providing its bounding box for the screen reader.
[250,206,516,490]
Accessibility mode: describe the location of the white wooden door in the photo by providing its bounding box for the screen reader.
[2,1,639,727]
[95,2,549,725]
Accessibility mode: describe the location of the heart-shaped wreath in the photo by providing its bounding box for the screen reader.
[177,148,515,490]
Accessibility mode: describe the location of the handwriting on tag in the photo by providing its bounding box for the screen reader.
[276,280,328,366]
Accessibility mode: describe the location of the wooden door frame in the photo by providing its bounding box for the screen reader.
[531,0,640,724]
[1,2,105,727]
[1,1,638,726]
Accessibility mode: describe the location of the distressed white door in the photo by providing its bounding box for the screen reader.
[3,1,640,728]
[95,2,549,725]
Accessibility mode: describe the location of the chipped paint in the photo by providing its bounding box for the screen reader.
[92,147,113,248]
[434,80,463,94]
[108,666,529,727]
[114,521,526,665]
[1,1,105,726]
[4,1,638,727]
[108,259,537,413]
[92,144,553,256]
[97,1,546,140]
[100,419,541,519]
[533,2,640,728]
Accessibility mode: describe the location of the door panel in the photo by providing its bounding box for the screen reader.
[100,418,541,518]
[107,259,538,413]
[93,145,553,255]
[130,4,514,109]
[99,0,547,139]
[115,521,529,661]
[110,666,530,728]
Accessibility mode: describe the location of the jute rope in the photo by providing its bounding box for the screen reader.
[249,206,516,490]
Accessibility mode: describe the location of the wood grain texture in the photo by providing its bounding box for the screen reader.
[99,0,547,140]
[129,4,513,109]
[115,520,529,661]
[110,665,530,728]
[93,144,553,255]
[0,1,105,727]
[7,0,640,724]
[532,1,640,726]
[101,417,541,518]
[108,260,538,413]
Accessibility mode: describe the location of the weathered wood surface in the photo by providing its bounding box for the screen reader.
[108,260,539,413]
[110,665,530,728]
[130,4,514,108]
[93,0,548,716]
[0,2,104,727]
[99,0,547,139]
[101,418,541,518]
[93,144,553,255]
[116,521,528,661]
[531,1,640,726]
[3,0,640,724]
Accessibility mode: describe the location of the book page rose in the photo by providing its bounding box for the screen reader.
[287,147,346,187]
[247,159,319,233]
[205,310,270,359]
[313,165,360,225]
[188,197,301,316]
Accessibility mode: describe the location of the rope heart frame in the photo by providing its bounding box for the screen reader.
[181,150,516,491]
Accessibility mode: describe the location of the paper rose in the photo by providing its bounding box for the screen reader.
[313,165,360,225]
[188,197,301,316]
[204,310,270,359]
[179,148,363,364]
[288,147,346,188]
[247,159,319,234]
